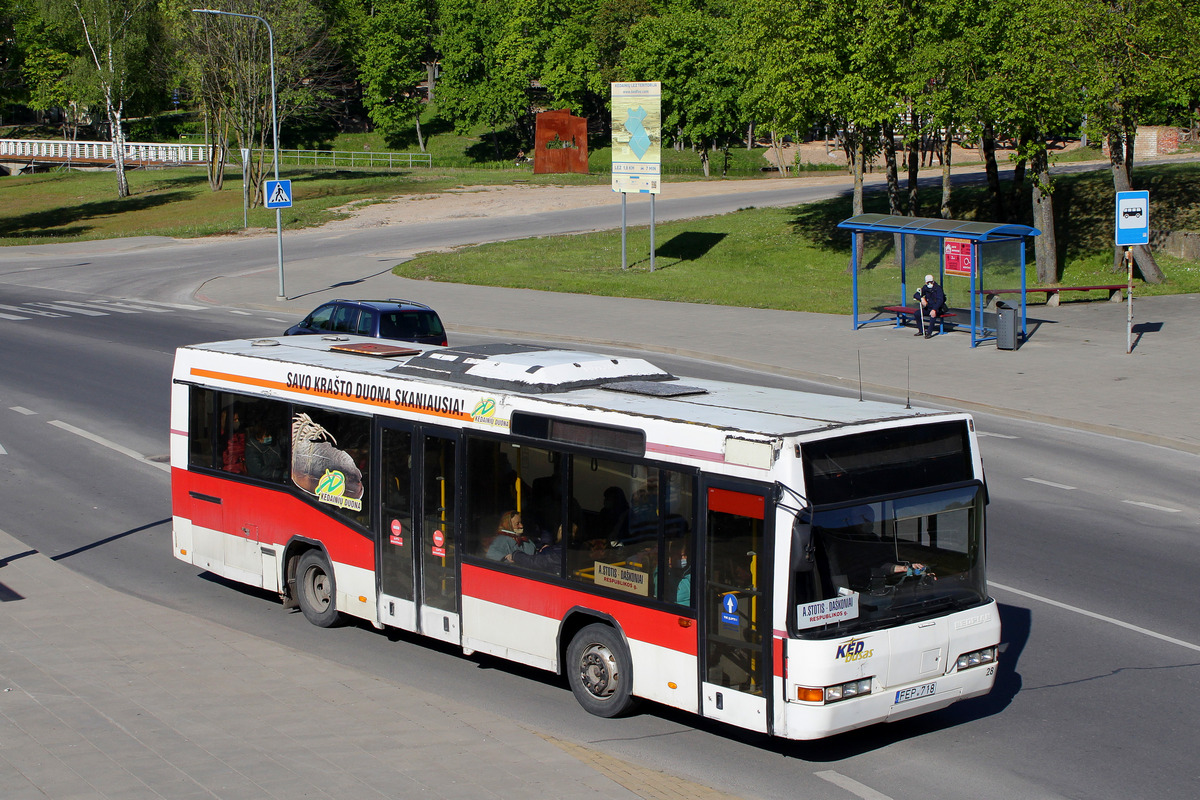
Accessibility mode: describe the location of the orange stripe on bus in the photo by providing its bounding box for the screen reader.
[189,367,474,421]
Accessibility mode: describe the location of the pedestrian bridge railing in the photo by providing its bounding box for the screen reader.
[0,138,211,165]
[0,139,432,171]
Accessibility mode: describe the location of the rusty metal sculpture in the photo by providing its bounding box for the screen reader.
[533,109,589,174]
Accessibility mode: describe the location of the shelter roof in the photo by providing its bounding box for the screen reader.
[838,214,1039,241]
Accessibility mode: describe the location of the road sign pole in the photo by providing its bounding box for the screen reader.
[1126,247,1134,354]
[276,208,285,300]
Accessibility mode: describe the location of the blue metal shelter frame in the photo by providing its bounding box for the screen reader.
[837,214,1040,347]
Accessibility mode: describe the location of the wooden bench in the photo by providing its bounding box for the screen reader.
[979,285,1125,307]
[882,305,958,334]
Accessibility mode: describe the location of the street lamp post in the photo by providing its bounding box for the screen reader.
[192,8,286,300]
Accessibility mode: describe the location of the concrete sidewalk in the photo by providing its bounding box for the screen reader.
[0,527,740,800]
[198,267,1200,455]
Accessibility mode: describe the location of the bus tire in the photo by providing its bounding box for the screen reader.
[296,550,340,628]
[566,623,638,718]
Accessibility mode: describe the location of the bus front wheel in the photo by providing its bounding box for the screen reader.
[566,623,638,718]
[296,550,340,628]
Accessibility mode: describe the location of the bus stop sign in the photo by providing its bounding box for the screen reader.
[1115,190,1149,246]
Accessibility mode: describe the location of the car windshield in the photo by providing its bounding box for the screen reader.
[791,484,986,637]
[379,310,444,339]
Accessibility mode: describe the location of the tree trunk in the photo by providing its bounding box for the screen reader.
[425,62,437,103]
[700,147,710,178]
[1030,147,1056,283]
[1110,120,1165,283]
[103,87,130,198]
[746,121,754,150]
[882,121,903,264]
[981,121,1004,221]
[415,114,425,153]
[850,132,865,274]
[940,131,953,219]
[906,133,920,218]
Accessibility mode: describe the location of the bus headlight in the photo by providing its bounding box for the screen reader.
[796,678,873,704]
[955,646,997,671]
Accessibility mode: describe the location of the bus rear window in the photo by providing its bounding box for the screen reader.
[802,421,972,505]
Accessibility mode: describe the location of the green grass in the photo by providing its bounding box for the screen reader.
[394,163,1200,315]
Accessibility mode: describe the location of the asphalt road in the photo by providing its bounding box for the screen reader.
[0,285,1197,799]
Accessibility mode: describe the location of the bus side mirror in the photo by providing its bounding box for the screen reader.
[791,521,814,573]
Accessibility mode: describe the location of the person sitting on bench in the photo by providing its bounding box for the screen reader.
[913,274,948,339]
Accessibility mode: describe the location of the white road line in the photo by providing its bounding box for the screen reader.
[976,431,1018,439]
[0,311,30,321]
[0,443,7,455]
[94,301,172,313]
[119,298,206,311]
[815,771,894,800]
[1122,499,1183,514]
[228,310,253,316]
[266,317,288,323]
[0,303,66,317]
[47,420,170,473]
[990,581,1200,654]
[29,302,109,316]
[1022,476,1076,490]
[52,300,140,314]
[10,407,36,415]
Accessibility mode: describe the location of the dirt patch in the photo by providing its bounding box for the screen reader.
[319,173,852,231]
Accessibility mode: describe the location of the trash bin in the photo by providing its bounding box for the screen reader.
[996,302,1018,350]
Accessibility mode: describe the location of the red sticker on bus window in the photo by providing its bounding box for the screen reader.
[433,530,445,547]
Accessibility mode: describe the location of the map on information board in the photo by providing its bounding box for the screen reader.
[611,82,661,194]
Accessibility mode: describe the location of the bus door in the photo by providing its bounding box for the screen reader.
[377,424,461,645]
[378,423,417,632]
[700,482,772,734]
[417,429,460,645]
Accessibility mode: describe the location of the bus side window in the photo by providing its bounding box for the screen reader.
[188,386,217,469]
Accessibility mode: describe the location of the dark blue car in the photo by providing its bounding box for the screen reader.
[284,299,448,346]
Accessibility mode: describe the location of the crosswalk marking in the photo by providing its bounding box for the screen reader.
[0,303,66,318]
[0,296,213,327]
[29,302,109,316]
[51,300,140,314]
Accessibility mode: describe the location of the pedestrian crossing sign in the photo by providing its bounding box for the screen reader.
[265,179,293,209]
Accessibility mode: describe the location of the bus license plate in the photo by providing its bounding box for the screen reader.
[894,682,936,704]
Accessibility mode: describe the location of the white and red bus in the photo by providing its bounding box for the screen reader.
[170,335,1000,740]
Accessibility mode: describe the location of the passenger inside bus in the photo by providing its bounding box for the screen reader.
[220,408,246,474]
[506,522,575,572]
[486,511,535,561]
[245,420,285,481]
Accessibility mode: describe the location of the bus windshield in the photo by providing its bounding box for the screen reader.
[792,484,986,637]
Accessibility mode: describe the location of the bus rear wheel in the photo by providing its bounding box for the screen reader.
[566,623,638,718]
[296,550,340,628]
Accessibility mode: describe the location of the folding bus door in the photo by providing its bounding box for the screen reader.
[376,423,461,645]
[378,423,417,631]
[700,482,772,734]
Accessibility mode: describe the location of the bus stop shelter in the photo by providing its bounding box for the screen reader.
[837,214,1040,347]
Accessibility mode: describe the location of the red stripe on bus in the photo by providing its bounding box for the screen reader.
[707,487,765,519]
[461,563,699,656]
[645,442,724,462]
[172,469,375,570]
[774,637,785,678]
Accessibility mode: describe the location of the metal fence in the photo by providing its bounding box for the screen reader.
[0,138,210,164]
[0,138,432,171]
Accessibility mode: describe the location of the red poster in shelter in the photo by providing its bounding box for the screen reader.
[944,238,973,277]
[533,109,589,174]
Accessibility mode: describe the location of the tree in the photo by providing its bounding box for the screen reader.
[40,0,158,198]
[1075,0,1200,283]
[181,0,342,203]
[621,10,743,176]
[331,0,437,151]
